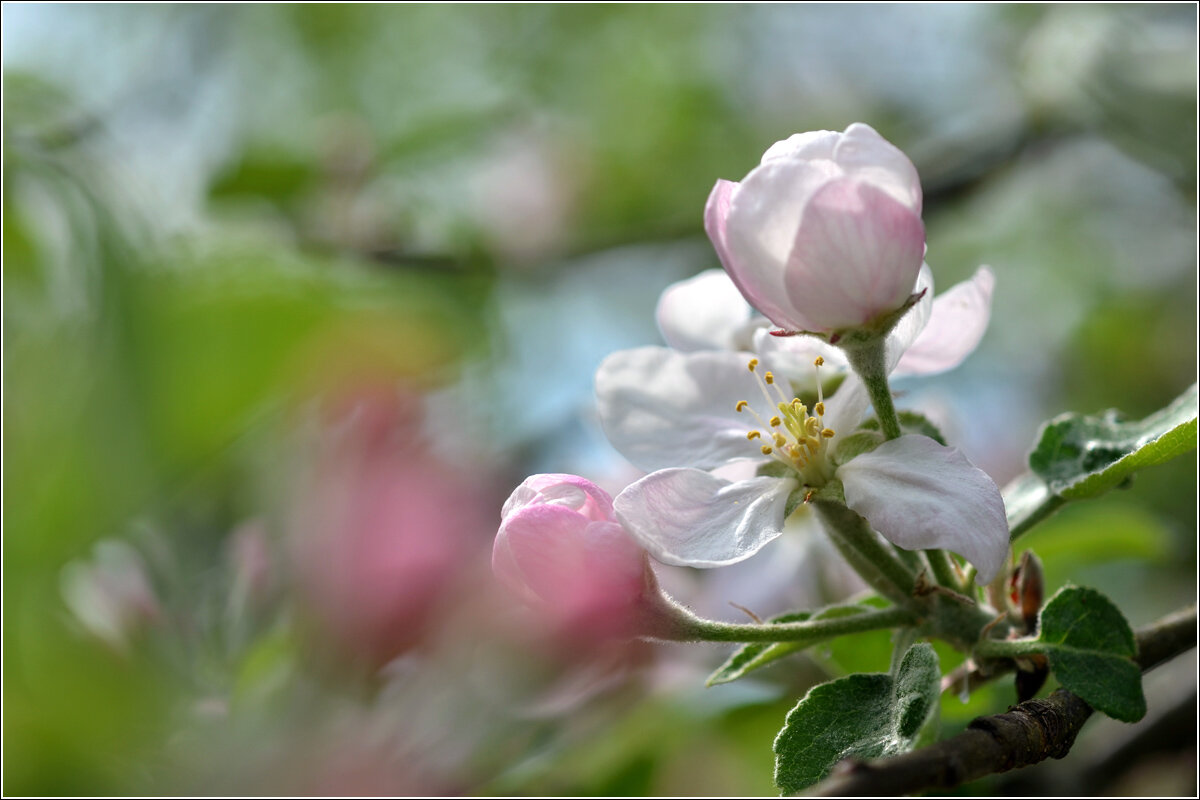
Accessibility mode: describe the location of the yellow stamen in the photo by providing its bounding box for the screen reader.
[773,433,787,447]
[821,428,836,438]
[764,371,775,384]
[814,402,825,416]
[769,416,782,427]
[761,445,773,455]
[746,431,761,440]
[747,358,759,372]
[735,400,749,412]
[814,356,824,367]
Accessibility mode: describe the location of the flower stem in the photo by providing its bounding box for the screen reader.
[842,340,902,440]
[814,500,918,607]
[973,637,1043,660]
[927,549,962,590]
[658,602,914,644]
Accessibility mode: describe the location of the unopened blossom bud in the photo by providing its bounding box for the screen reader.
[494,474,659,640]
[60,540,162,652]
[705,123,926,334]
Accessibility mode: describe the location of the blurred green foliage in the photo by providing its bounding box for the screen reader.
[3,4,1195,795]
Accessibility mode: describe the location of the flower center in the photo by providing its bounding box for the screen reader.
[735,357,837,487]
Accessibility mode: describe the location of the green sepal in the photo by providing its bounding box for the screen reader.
[859,410,948,445]
[1035,585,1146,722]
[756,461,793,479]
[706,604,877,687]
[831,430,885,465]
[773,643,940,793]
[1029,383,1197,500]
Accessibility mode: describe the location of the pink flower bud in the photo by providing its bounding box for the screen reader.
[705,123,926,333]
[493,474,650,639]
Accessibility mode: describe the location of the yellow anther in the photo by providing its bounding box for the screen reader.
[814,356,825,367]
[814,402,825,416]
[821,428,836,438]
[735,400,749,412]
[746,431,762,440]
[806,436,820,451]
[764,371,775,384]
[747,358,759,372]
[769,416,782,427]
[761,445,774,455]
[773,433,787,447]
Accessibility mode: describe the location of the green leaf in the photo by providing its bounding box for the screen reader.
[1029,384,1197,500]
[706,605,875,687]
[1036,586,1146,722]
[773,643,940,793]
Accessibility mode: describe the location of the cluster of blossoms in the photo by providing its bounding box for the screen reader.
[494,123,1009,635]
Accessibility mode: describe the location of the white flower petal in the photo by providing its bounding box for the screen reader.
[838,435,1009,584]
[893,267,995,377]
[595,347,777,472]
[884,263,935,372]
[751,328,849,385]
[613,468,798,567]
[833,123,923,213]
[761,130,841,164]
[824,374,872,443]
[656,269,761,352]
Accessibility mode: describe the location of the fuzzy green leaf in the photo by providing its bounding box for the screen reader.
[1029,384,1197,501]
[773,643,940,793]
[1036,586,1145,722]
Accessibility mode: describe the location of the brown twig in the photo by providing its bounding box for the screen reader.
[807,605,1197,797]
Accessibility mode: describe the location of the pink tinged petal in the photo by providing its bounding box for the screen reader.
[761,130,841,164]
[502,473,614,524]
[783,178,926,332]
[656,269,759,352]
[893,266,995,377]
[595,347,780,472]
[833,123,923,214]
[613,469,798,567]
[723,158,843,330]
[837,435,1009,585]
[884,263,935,373]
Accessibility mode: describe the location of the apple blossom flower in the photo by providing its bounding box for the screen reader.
[494,474,653,639]
[656,264,994,386]
[595,349,1008,584]
[705,123,930,334]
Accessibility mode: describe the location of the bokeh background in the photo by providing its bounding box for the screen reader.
[3,4,1196,795]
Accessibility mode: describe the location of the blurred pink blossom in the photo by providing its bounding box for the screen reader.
[290,388,491,667]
